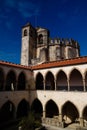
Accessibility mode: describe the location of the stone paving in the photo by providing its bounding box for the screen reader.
[42,124,74,130]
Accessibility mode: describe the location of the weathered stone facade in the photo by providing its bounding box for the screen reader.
[21,23,80,66]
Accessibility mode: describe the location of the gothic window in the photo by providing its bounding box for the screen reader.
[38,34,43,44]
[24,29,27,36]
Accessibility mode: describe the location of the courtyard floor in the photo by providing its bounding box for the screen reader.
[42,123,85,130]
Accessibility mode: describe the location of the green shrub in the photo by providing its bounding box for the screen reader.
[19,111,42,130]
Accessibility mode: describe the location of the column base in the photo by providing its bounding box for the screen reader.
[80,117,84,127]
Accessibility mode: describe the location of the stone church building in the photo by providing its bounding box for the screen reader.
[0,23,87,129]
[21,23,80,66]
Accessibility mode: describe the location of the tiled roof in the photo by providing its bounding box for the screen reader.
[32,56,87,70]
[0,56,87,71]
[0,61,31,70]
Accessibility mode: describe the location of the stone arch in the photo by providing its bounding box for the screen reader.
[62,101,79,125]
[17,99,30,118]
[5,70,16,91]
[45,99,59,118]
[69,67,82,78]
[56,70,68,90]
[0,68,5,91]
[24,29,27,36]
[82,68,87,78]
[0,100,15,122]
[31,98,43,116]
[69,68,83,91]
[45,71,55,90]
[36,72,44,90]
[17,72,26,90]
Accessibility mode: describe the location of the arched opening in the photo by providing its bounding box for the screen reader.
[0,68,4,91]
[83,106,87,127]
[85,72,87,91]
[17,72,26,90]
[5,70,16,91]
[31,98,43,116]
[56,70,68,91]
[45,72,55,90]
[24,29,27,36]
[17,99,30,118]
[83,106,87,121]
[69,69,83,91]
[46,100,59,118]
[36,73,44,90]
[0,101,15,123]
[62,101,79,126]
[38,34,43,44]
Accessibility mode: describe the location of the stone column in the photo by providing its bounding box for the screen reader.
[43,79,45,90]
[79,117,84,127]
[54,79,56,90]
[43,110,46,118]
[83,78,86,92]
[11,83,14,91]
[59,113,65,128]
[59,114,63,122]
[67,78,70,91]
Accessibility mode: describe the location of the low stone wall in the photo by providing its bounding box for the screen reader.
[42,117,64,128]
[84,120,87,127]
[42,118,87,130]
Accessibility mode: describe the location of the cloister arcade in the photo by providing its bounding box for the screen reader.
[0,68,26,91]
[0,63,32,124]
[0,65,87,92]
[1,97,87,127]
[1,60,87,127]
[35,68,87,91]
[0,99,30,123]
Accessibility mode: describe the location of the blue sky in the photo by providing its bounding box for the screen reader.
[0,0,87,64]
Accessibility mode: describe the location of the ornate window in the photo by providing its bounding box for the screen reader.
[38,34,43,44]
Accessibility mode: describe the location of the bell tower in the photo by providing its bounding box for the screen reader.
[36,27,49,62]
[21,23,37,66]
